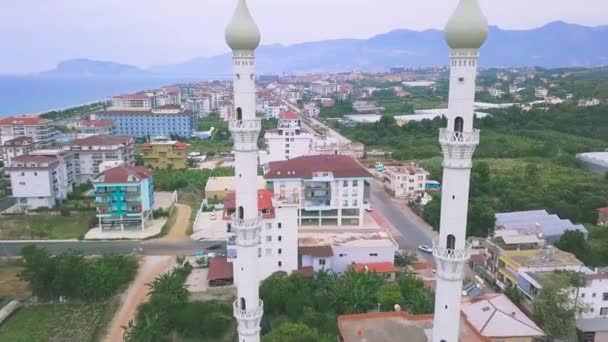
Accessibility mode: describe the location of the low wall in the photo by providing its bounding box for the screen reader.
[0,300,21,325]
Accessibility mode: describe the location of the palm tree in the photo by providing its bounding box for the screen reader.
[146,271,190,304]
[122,314,167,342]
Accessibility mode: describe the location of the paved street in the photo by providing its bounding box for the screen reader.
[0,239,223,257]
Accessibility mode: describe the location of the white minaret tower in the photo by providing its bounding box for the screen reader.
[225,1,264,341]
[432,0,488,341]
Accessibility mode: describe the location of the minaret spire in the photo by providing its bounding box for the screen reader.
[226,0,264,341]
[432,0,488,341]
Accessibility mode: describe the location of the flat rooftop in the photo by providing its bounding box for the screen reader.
[338,312,484,342]
[299,228,397,249]
[504,248,583,269]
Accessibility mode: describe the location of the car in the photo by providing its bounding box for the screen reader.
[207,243,223,251]
[365,207,373,212]
[417,245,433,253]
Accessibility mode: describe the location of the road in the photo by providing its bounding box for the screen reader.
[370,179,436,262]
[0,239,223,257]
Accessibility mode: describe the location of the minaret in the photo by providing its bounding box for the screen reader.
[225,1,264,341]
[432,0,488,341]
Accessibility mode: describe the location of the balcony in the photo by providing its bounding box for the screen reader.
[438,128,479,168]
[229,119,261,152]
[233,299,263,336]
[230,213,262,247]
[433,238,470,281]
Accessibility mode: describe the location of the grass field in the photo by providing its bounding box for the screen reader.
[0,212,95,239]
[0,303,115,342]
[0,258,29,299]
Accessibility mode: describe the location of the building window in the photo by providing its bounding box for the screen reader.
[319,259,326,265]
[353,180,358,186]
[266,248,272,256]
[258,248,262,257]
[278,223,282,229]
[581,293,586,298]
[593,293,597,298]
[603,293,608,301]
[278,261,282,267]
[265,223,272,229]
[369,253,378,257]
[278,236,282,242]
[342,200,348,207]
[601,307,608,316]
[266,236,272,242]
[352,199,358,206]
[339,253,346,257]
[278,248,282,255]
[343,180,348,187]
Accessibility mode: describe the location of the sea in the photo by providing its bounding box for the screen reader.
[0,75,201,117]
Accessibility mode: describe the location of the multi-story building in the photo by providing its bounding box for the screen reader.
[495,210,588,243]
[70,119,116,136]
[0,116,58,149]
[264,111,313,163]
[93,166,154,231]
[93,108,196,138]
[2,136,34,167]
[303,103,320,118]
[141,141,188,170]
[265,155,372,227]
[224,189,299,281]
[310,81,338,95]
[62,135,135,184]
[383,163,430,199]
[7,150,75,209]
[111,93,153,110]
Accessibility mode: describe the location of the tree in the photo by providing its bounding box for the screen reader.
[467,197,495,237]
[325,269,384,314]
[146,270,190,305]
[377,284,405,311]
[262,323,332,342]
[260,272,314,316]
[398,273,434,314]
[533,272,588,340]
[122,314,168,342]
[555,230,593,265]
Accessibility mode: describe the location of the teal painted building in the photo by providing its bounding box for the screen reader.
[94,166,154,231]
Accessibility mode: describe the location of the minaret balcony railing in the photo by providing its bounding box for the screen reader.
[233,299,264,336]
[438,128,480,169]
[433,238,471,281]
[231,212,262,247]
[230,119,261,152]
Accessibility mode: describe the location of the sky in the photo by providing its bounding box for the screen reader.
[0,0,607,74]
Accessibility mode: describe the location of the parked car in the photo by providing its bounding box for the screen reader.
[417,245,433,253]
[207,243,222,251]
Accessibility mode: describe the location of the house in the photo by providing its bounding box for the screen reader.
[383,163,430,199]
[577,318,608,342]
[93,166,154,231]
[7,150,75,210]
[461,293,545,341]
[598,207,608,226]
[495,210,588,243]
[204,176,266,202]
[0,116,58,149]
[62,135,135,184]
[1,136,34,167]
[141,141,188,170]
[264,111,313,163]
[265,155,373,227]
[578,98,601,107]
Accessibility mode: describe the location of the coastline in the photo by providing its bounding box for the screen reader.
[31,99,109,116]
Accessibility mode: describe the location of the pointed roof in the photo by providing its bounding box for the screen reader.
[444,0,488,49]
[225,0,261,51]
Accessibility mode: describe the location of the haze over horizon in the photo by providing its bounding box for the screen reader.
[1,0,607,74]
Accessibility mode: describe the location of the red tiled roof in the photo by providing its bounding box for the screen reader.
[296,266,315,278]
[597,207,608,213]
[2,136,33,146]
[266,155,372,180]
[141,141,188,150]
[223,189,274,211]
[585,273,608,281]
[10,155,58,166]
[299,246,334,257]
[410,261,433,270]
[68,135,132,147]
[207,257,233,282]
[0,116,49,126]
[279,111,298,120]
[98,166,152,183]
[352,262,397,274]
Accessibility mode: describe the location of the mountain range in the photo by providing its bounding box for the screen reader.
[43,21,608,77]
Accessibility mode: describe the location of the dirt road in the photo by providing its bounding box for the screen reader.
[161,203,192,241]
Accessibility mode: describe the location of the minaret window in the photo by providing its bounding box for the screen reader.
[447,234,456,250]
[454,117,464,133]
[238,206,244,219]
[240,297,246,310]
[236,108,243,121]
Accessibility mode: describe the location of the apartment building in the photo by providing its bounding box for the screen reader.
[93,108,196,138]
[70,119,116,136]
[0,116,58,149]
[265,155,372,226]
[111,93,153,110]
[302,103,320,118]
[264,111,313,163]
[2,136,34,167]
[94,166,154,231]
[141,140,188,170]
[62,135,135,184]
[310,81,338,95]
[383,163,430,199]
[7,150,75,209]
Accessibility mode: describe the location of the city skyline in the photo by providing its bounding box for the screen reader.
[1,0,607,74]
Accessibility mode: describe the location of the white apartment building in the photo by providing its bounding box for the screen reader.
[111,93,153,110]
[264,111,313,163]
[0,116,58,149]
[299,229,398,274]
[265,155,372,227]
[303,103,320,118]
[383,163,430,199]
[8,150,75,209]
[578,98,601,107]
[261,101,288,119]
[310,81,338,95]
[535,87,549,99]
[488,88,504,98]
[69,119,116,136]
[62,135,135,184]
[2,136,34,167]
[224,189,299,282]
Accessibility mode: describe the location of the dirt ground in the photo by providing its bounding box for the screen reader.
[104,256,174,342]
[0,258,30,299]
[161,203,192,241]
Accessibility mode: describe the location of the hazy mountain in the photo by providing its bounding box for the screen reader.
[41,58,147,77]
[149,21,608,76]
